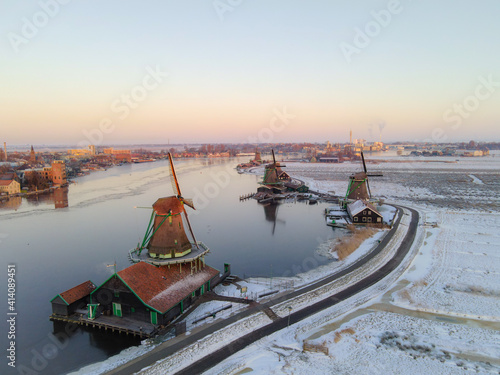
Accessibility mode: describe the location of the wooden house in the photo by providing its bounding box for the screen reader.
[347,200,382,224]
[89,262,220,325]
[51,280,96,316]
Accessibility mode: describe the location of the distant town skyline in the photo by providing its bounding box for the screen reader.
[1,1,499,145]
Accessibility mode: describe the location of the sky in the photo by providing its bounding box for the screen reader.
[1,0,499,146]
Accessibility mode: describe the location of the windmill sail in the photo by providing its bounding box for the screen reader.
[141,153,199,258]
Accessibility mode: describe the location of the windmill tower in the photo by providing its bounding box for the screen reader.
[345,152,371,202]
[254,148,262,163]
[261,150,290,186]
[139,153,199,259]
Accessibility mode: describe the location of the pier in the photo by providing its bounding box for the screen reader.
[239,193,255,201]
[49,313,155,339]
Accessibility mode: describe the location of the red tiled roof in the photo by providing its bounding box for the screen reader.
[59,280,96,305]
[118,262,219,313]
[0,180,14,186]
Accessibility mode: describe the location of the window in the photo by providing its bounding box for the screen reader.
[354,217,358,222]
[114,291,119,298]
[362,217,366,222]
[368,210,371,215]
[367,217,372,223]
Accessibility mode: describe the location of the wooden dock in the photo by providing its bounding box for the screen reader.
[49,313,155,339]
[239,193,255,201]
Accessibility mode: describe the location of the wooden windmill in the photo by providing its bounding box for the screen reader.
[139,153,199,259]
[262,150,290,186]
[345,152,371,201]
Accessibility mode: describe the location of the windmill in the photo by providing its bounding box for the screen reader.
[262,149,290,186]
[345,151,371,202]
[138,153,199,259]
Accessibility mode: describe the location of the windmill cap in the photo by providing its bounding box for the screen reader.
[152,196,185,215]
[352,172,368,179]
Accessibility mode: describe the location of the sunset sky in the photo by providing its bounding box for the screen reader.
[1,0,499,146]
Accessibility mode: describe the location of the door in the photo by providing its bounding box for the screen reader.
[112,302,122,317]
[150,311,158,325]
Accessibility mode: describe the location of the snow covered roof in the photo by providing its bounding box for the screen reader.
[347,200,381,217]
[117,262,219,313]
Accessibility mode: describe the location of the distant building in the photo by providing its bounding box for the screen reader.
[29,145,37,164]
[318,157,340,163]
[104,148,132,162]
[456,149,485,157]
[0,179,20,195]
[51,280,96,316]
[69,149,92,156]
[347,200,382,224]
[51,160,67,185]
[20,160,67,187]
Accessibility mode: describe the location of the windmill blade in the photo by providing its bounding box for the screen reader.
[361,151,368,174]
[272,149,276,164]
[366,178,372,199]
[183,210,199,249]
[168,152,182,197]
[182,198,195,210]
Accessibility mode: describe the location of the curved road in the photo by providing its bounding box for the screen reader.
[107,205,418,375]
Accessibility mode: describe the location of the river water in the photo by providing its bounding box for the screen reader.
[0,157,341,374]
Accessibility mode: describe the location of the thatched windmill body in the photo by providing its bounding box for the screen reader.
[139,153,199,259]
[345,152,371,202]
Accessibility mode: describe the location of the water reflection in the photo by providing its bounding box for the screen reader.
[0,195,21,210]
[262,203,286,235]
[0,186,68,211]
